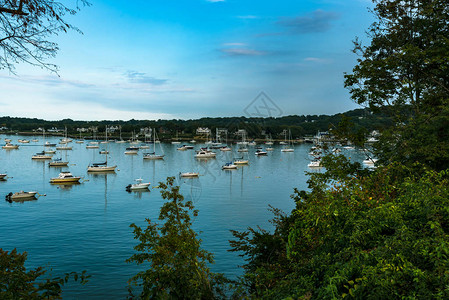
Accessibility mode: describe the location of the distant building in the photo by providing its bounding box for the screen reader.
[47,127,62,133]
[196,127,211,135]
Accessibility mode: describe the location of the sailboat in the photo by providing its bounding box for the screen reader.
[32,130,52,159]
[171,131,181,144]
[237,131,248,152]
[88,143,116,172]
[143,130,165,160]
[281,130,294,152]
[116,125,126,143]
[76,128,84,143]
[56,127,72,150]
[100,126,109,144]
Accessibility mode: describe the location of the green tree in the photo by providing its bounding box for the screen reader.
[231,158,449,299]
[0,0,90,73]
[127,177,229,299]
[0,248,89,299]
[344,0,449,170]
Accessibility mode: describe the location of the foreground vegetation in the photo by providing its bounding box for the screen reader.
[1,0,449,298]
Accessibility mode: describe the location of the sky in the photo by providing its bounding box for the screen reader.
[0,0,375,121]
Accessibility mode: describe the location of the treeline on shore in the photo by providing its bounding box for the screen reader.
[0,108,391,141]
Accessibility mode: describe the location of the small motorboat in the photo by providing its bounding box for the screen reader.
[255,150,268,156]
[194,150,216,158]
[2,143,19,149]
[222,162,237,170]
[180,172,199,178]
[126,178,151,191]
[5,191,38,202]
[0,173,7,180]
[308,160,322,168]
[50,172,81,183]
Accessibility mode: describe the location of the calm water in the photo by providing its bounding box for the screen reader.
[0,135,365,298]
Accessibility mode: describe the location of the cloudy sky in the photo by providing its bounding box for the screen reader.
[0,0,374,121]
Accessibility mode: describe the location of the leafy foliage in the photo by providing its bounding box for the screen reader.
[0,0,90,73]
[0,248,90,299]
[231,158,449,299]
[127,177,229,299]
[344,0,449,170]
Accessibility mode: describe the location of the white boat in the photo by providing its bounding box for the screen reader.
[115,125,126,143]
[44,141,56,147]
[237,148,248,152]
[126,178,151,191]
[220,146,231,152]
[125,146,139,155]
[266,147,274,151]
[56,145,72,150]
[4,138,11,142]
[255,150,268,156]
[87,162,117,172]
[0,173,6,180]
[48,158,69,167]
[32,139,39,142]
[18,139,30,143]
[171,131,181,144]
[180,172,199,178]
[195,150,216,158]
[32,151,52,160]
[50,172,81,183]
[222,162,237,170]
[5,191,38,201]
[308,160,322,168]
[2,143,19,149]
[189,140,196,143]
[99,149,109,154]
[177,145,188,151]
[234,159,249,165]
[281,130,294,152]
[363,158,378,166]
[139,144,150,149]
[86,144,99,149]
[88,144,116,172]
[143,129,165,159]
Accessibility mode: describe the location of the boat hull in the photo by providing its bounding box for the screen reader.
[50,177,81,183]
[87,166,117,172]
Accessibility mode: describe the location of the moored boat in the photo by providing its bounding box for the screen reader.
[2,143,19,149]
[5,191,38,202]
[87,162,117,172]
[50,172,81,183]
[126,178,151,191]
[180,172,199,178]
[222,162,237,170]
[48,158,69,167]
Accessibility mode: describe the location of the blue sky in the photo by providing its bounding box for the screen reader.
[0,0,374,121]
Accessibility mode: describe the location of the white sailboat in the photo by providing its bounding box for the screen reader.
[281,130,294,152]
[116,125,126,143]
[143,130,165,160]
[171,131,181,144]
[88,143,116,172]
